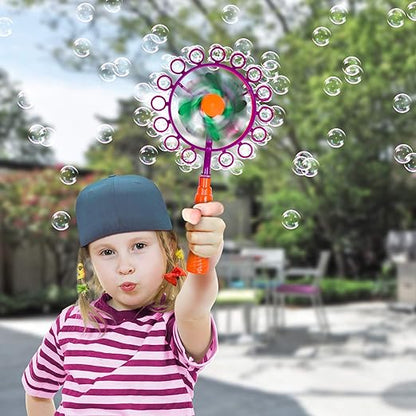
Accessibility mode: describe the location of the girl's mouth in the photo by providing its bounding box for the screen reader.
[120,283,137,292]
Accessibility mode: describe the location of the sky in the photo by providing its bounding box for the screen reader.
[0,2,136,167]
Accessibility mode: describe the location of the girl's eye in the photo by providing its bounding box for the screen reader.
[134,243,146,250]
[100,249,114,256]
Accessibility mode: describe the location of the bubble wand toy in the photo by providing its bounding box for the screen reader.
[136,42,283,274]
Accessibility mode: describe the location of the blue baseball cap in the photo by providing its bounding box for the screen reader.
[75,174,172,247]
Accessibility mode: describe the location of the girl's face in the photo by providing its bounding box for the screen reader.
[89,231,166,311]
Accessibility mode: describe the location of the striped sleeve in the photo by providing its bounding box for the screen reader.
[167,313,218,371]
[22,306,71,398]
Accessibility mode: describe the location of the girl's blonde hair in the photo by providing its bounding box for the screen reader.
[76,230,186,333]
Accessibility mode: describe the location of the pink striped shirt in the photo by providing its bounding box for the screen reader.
[22,292,218,415]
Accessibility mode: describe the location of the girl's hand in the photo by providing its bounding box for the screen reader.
[182,201,225,260]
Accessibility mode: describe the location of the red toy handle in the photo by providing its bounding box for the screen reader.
[186,176,213,274]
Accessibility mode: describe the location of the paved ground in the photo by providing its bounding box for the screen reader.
[1,301,416,415]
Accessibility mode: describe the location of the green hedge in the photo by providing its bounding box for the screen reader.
[0,278,396,316]
[0,285,77,316]
[281,277,396,305]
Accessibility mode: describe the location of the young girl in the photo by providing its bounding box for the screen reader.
[22,174,225,416]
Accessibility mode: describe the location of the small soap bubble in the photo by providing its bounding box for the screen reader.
[51,211,71,231]
[134,82,153,103]
[407,2,416,21]
[113,57,131,77]
[344,65,363,84]
[0,17,13,37]
[222,5,240,24]
[99,62,117,82]
[17,91,34,110]
[394,144,413,164]
[312,26,331,46]
[303,157,320,177]
[104,0,122,13]
[76,3,95,23]
[230,160,245,176]
[40,127,56,148]
[324,76,342,96]
[387,8,406,28]
[270,75,290,95]
[393,93,412,113]
[73,38,91,58]
[139,145,158,165]
[327,128,346,148]
[96,124,114,144]
[269,105,286,127]
[282,209,301,230]
[133,107,153,127]
[261,50,280,64]
[28,124,46,145]
[142,34,160,54]
[404,153,416,173]
[151,24,169,44]
[342,56,362,70]
[329,5,348,25]
[59,165,79,185]
[234,38,253,56]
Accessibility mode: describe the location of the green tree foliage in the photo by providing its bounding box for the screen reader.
[4,0,416,278]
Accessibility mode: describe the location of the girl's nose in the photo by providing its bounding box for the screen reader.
[117,258,136,275]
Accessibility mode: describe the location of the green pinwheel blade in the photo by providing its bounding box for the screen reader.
[204,73,223,96]
[223,104,233,118]
[203,116,221,141]
[178,96,202,121]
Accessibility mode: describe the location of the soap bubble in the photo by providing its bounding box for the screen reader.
[312,26,331,46]
[407,2,416,21]
[76,3,95,23]
[324,76,342,96]
[139,145,158,165]
[104,0,122,13]
[51,211,71,231]
[404,153,416,173]
[222,5,240,24]
[28,124,46,145]
[134,82,153,103]
[387,8,406,28]
[393,93,412,113]
[261,51,280,64]
[342,56,362,70]
[234,38,253,56]
[329,5,348,25]
[344,65,363,84]
[282,209,301,230]
[39,127,56,148]
[73,38,91,58]
[269,105,286,127]
[270,75,290,95]
[142,34,159,54]
[113,57,131,77]
[60,165,79,185]
[327,128,346,148]
[96,124,114,144]
[151,24,169,44]
[302,157,320,177]
[99,62,117,82]
[17,91,34,110]
[133,107,153,127]
[230,160,245,175]
[394,144,413,164]
[0,17,13,37]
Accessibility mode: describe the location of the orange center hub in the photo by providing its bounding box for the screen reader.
[201,93,225,117]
